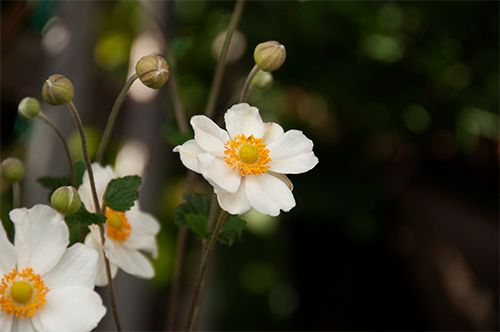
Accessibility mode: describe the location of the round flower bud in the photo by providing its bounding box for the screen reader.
[135,55,169,89]
[251,70,273,89]
[0,158,24,182]
[18,97,41,120]
[50,186,81,215]
[253,41,286,72]
[42,74,74,105]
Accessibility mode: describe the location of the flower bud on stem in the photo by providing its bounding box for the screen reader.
[1,158,24,209]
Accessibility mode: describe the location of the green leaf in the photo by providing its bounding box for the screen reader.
[37,175,71,194]
[65,203,106,227]
[103,175,141,211]
[73,160,86,186]
[184,213,209,239]
[219,215,247,246]
[162,122,193,146]
[174,193,210,227]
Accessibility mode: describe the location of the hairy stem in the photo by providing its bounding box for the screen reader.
[67,102,122,332]
[204,0,245,118]
[12,182,20,208]
[38,112,75,185]
[95,74,138,164]
[238,64,259,103]
[184,210,228,332]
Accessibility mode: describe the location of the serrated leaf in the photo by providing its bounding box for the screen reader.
[184,213,209,239]
[219,215,247,246]
[65,203,106,227]
[174,193,211,227]
[103,175,141,211]
[162,122,193,146]
[73,160,86,186]
[37,176,71,193]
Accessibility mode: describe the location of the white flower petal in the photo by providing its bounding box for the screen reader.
[33,286,106,332]
[191,115,228,157]
[105,241,155,279]
[197,153,241,193]
[0,220,15,275]
[43,243,98,290]
[270,151,318,174]
[245,173,296,216]
[172,139,204,173]
[124,205,160,258]
[215,180,252,215]
[0,314,12,332]
[84,228,118,287]
[11,317,35,332]
[263,122,284,145]
[224,103,264,138]
[10,205,69,275]
[269,172,293,190]
[79,163,118,213]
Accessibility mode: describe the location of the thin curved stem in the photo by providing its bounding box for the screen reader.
[95,74,138,164]
[204,0,245,118]
[38,112,75,185]
[66,102,122,332]
[184,210,228,332]
[12,182,20,208]
[239,64,259,103]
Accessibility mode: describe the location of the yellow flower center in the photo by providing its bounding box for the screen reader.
[105,207,132,242]
[224,134,271,176]
[0,268,48,318]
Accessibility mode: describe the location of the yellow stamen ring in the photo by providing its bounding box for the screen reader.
[105,207,132,242]
[0,268,48,318]
[224,134,271,176]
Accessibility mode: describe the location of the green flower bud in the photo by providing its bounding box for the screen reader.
[18,97,41,120]
[251,70,273,89]
[42,74,74,105]
[50,186,81,215]
[253,41,286,72]
[135,55,169,89]
[0,158,24,182]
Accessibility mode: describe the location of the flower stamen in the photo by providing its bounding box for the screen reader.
[105,207,132,242]
[0,268,48,318]
[224,134,271,176]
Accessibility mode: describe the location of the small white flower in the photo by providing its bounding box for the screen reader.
[173,103,318,216]
[0,204,106,332]
[78,163,160,286]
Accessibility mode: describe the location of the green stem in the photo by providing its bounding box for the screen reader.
[66,101,122,332]
[204,0,245,118]
[238,64,259,103]
[95,74,138,164]
[184,210,228,332]
[38,112,75,186]
[12,182,20,208]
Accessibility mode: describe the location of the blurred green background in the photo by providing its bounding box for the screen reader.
[1,1,498,330]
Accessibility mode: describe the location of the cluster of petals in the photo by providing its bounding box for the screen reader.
[78,163,160,286]
[0,204,105,332]
[174,103,318,216]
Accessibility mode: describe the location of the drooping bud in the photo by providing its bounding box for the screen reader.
[42,74,74,105]
[0,158,24,182]
[18,97,41,120]
[253,41,286,72]
[251,70,273,89]
[50,186,81,215]
[135,55,169,89]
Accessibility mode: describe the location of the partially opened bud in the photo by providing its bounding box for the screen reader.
[0,158,24,182]
[42,74,74,105]
[18,97,41,120]
[135,55,169,89]
[50,186,81,215]
[253,41,286,72]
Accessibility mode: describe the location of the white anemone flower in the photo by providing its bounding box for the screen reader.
[173,103,319,216]
[78,163,160,286]
[0,204,105,332]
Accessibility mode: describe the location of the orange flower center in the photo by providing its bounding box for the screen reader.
[224,134,271,176]
[0,268,48,318]
[105,207,132,242]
